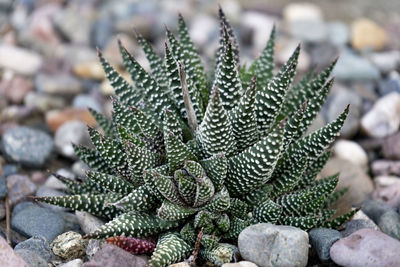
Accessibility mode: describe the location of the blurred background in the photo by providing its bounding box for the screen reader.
[1,0,400,236]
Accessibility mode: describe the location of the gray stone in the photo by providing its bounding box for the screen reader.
[333,50,380,81]
[15,249,47,267]
[370,51,400,73]
[51,231,87,260]
[238,223,309,267]
[341,218,380,237]
[289,20,327,43]
[6,175,37,206]
[75,211,106,235]
[72,94,102,113]
[54,120,91,159]
[54,8,91,44]
[330,229,400,267]
[35,73,82,96]
[59,259,83,267]
[91,17,114,49]
[378,210,400,240]
[379,72,400,96]
[11,205,65,241]
[327,22,349,46]
[362,199,394,223]
[61,212,82,233]
[309,228,341,263]
[36,186,66,212]
[12,201,36,217]
[2,164,18,176]
[14,236,52,262]
[24,92,66,112]
[0,174,7,199]
[1,126,53,168]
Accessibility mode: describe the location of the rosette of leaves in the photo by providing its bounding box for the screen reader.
[36,7,357,267]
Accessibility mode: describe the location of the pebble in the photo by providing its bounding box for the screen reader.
[238,223,309,267]
[333,49,380,80]
[341,217,380,238]
[54,7,91,44]
[370,51,400,73]
[55,120,91,159]
[0,174,7,199]
[320,157,373,206]
[45,169,75,190]
[361,199,394,223]
[24,92,67,112]
[73,94,102,113]
[75,211,106,235]
[2,164,18,176]
[361,92,400,138]
[309,228,341,263]
[72,161,90,177]
[6,174,37,206]
[327,88,362,138]
[372,160,400,176]
[283,3,323,23]
[222,262,258,267]
[378,210,400,240]
[14,249,47,267]
[382,132,400,160]
[51,231,87,260]
[333,140,368,168]
[12,201,37,217]
[86,239,106,260]
[372,176,400,208]
[0,75,34,104]
[36,186,67,212]
[73,61,104,80]
[327,22,350,46]
[36,73,82,96]
[351,18,388,51]
[59,259,83,267]
[46,107,96,132]
[0,45,42,75]
[0,236,29,266]
[11,204,65,241]
[378,71,400,96]
[330,229,400,266]
[83,244,148,267]
[289,20,327,43]
[1,126,54,168]
[14,235,53,262]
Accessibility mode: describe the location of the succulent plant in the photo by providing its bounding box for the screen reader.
[36,7,357,267]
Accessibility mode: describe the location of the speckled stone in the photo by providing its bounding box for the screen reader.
[51,231,87,260]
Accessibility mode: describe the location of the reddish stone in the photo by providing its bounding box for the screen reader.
[45,108,96,132]
[0,76,34,104]
[0,236,29,267]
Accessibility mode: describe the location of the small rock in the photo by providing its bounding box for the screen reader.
[0,75,34,104]
[0,174,7,199]
[54,8,91,44]
[309,228,341,263]
[1,126,54,168]
[2,164,18,176]
[222,262,258,267]
[14,235,52,262]
[362,199,394,223]
[51,231,87,260]
[361,92,400,138]
[320,157,373,206]
[333,140,368,168]
[370,51,400,73]
[378,71,400,96]
[283,3,323,23]
[14,249,47,267]
[383,132,400,160]
[341,216,380,238]
[6,174,37,206]
[46,107,96,132]
[75,211,106,235]
[372,176,400,208]
[238,223,308,267]
[333,49,380,80]
[45,169,75,190]
[0,45,42,75]
[12,202,37,217]
[0,236,29,266]
[36,186,66,212]
[61,212,82,233]
[73,94,102,113]
[330,229,400,266]
[73,62,104,80]
[86,239,106,260]
[31,171,48,184]
[351,18,388,51]
[327,22,350,46]
[289,20,327,43]
[24,92,66,112]
[11,205,65,241]
[372,160,400,176]
[36,73,82,96]
[83,244,148,267]
[378,210,400,240]
[59,259,83,267]
[55,120,91,159]
[91,17,114,49]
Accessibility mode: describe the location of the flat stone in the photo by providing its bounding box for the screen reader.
[75,211,106,235]
[372,176,400,208]
[83,244,148,267]
[378,210,400,240]
[372,160,400,176]
[283,2,323,23]
[14,235,52,262]
[15,248,48,267]
[330,229,400,266]
[6,174,37,206]
[351,18,388,51]
[0,236,29,266]
[51,231,87,260]
[0,45,42,75]
[46,108,96,132]
[309,228,341,263]
[73,62,104,80]
[54,120,91,159]
[36,73,82,96]
[1,126,54,168]
[238,223,308,267]
[362,199,394,223]
[11,205,65,242]
[341,210,380,237]
[361,92,400,138]
[24,92,66,112]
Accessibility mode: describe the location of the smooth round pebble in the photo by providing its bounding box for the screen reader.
[309,228,341,263]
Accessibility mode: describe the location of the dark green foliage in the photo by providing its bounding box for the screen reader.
[36,9,357,267]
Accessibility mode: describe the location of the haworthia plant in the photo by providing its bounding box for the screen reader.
[35,7,357,267]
